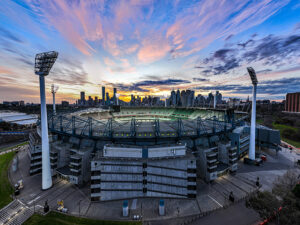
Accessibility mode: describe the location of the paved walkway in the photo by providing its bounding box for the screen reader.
[0,200,33,225]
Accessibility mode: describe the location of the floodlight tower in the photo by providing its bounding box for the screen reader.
[247,67,258,161]
[35,51,58,190]
[51,84,59,115]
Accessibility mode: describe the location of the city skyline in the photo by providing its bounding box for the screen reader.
[1,0,300,103]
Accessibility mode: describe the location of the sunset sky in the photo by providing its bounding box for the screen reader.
[0,0,300,103]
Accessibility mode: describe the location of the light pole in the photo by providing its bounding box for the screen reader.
[35,51,58,190]
[247,67,258,161]
[51,84,59,115]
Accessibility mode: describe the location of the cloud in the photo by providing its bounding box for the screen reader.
[104,57,136,73]
[196,77,300,96]
[202,48,240,75]
[48,56,93,86]
[137,33,171,63]
[166,0,289,59]
[0,27,23,43]
[192,78,209,82]
[0,66,13,74]
[198,32,300,75]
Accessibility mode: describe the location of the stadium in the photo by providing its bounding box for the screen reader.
[28,107,280,201]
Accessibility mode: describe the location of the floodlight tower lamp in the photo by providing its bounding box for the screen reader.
[35,51,58,190]
[247,67,258,161]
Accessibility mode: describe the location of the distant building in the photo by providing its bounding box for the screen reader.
[61,101,69,107]
[106,92,110,105]
[285,92,300,112]
[80,91,85,105]
[102,86,105,105]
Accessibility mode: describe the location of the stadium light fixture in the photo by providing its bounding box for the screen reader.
[247,67,258,161]
[51,84,59,115]
[35,51,58,190]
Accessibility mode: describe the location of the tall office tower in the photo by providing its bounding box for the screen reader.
[176,90,181,106]
[186,90,194,107]
[102,86,105,105]
[80,91,85,105]
[216,91,222,105]
[106,92,110,105]
[170,90,176,106]
[208,92,214,107]
[181,90,187,107]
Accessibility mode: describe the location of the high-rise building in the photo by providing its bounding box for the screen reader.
[113,88,117,105]
[176,90,181,106]
[102,86,105,105]
[186,90,194,107]
[106,92,110,105]
[80,91,85,105]
[170,90,176,106]
[216,91,222,105]
[285,92,300,112]
[181,90,186,107]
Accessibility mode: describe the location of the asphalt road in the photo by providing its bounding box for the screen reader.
[148,201,259,225]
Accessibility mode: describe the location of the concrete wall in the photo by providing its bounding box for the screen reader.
[91,156,196,201]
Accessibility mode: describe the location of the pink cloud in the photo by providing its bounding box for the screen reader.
[166,0,290,58]
[0,66,13,74]
[138,33,171,63]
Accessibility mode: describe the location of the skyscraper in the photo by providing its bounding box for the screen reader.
[171,90,176,106]
[113,88,117,105]
[80,91,85,105]
[176,90,181,106]
[106,92,110,105]
[102,86,105,105]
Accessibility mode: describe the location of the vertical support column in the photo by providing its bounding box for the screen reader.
[39,75,52,190]
[249,84,257,160]
[88,117,93,137]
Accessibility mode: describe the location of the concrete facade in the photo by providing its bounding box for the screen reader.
[91,144,197,201]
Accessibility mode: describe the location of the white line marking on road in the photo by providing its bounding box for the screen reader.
[27,196,40,205]
[208,194,223,207]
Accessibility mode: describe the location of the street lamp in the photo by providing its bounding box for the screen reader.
[35,51,58,190]
[51,84,59,115]
[247,67,258,161]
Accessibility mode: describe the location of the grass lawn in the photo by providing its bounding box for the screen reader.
[272,122,300,148]
[24,211,142,225]
[0,151,15,209]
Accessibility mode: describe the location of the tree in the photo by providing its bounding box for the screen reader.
[246,191,280,221]
[246,170,300,225]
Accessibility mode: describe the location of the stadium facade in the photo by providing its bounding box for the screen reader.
[28,107,281,201]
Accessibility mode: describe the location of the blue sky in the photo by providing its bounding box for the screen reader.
[0,0,299,103]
